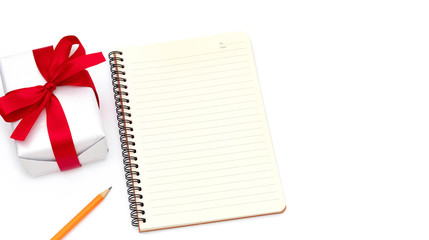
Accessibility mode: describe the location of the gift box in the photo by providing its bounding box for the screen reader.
[0,36,108,176]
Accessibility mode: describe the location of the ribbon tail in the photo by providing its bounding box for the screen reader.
[10,92,50,141]
[10,106,44,141]
[46,95,81,171]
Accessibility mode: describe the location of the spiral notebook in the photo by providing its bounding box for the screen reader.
[109,32,286,232]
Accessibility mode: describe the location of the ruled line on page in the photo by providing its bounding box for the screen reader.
[136,98,256,114]
[142,134,264,151]
[225,41,246,45]
[150,155,269,172]
[143,148,268,165]
[146,169,272,187]
[147,176,275,194]
[146,162,271,180]
[152,198,280,216]
[134,80,252,97]
[138,106,258,121]
[151,191,278,209]
[131,60,249,75]
[142,141,265,158]
[137,101,257,118]
[140,128,264,145]
[137,93,255,109]
[135,86,254,104]
[140,121,262,138]
[148,154,269,172]
[131,67,251,82]
[129,54,248,70]
[135,73,251,90]
[142,120,262,137]
[128,47,247,65]
[140,114,260,131]
[150,183,276,201]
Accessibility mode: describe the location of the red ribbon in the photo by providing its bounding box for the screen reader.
[0,36,105,171]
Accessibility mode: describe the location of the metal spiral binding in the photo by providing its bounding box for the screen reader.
[109,51,146,227]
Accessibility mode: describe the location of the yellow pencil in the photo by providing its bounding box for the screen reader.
[51,187,112,240]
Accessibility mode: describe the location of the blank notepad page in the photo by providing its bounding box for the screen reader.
[121,32,286,231]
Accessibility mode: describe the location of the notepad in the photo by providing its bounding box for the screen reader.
[109,32,286,232]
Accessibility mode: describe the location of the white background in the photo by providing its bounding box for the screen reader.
[0,0,429,239]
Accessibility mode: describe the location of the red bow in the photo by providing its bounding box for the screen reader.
[0,36,105,171]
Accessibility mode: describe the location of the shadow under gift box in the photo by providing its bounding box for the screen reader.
[0,51,108,177]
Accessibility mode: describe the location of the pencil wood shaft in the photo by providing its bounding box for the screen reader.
[51,188,111,240]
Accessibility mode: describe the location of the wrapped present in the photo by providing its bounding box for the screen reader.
[0,36,108,176]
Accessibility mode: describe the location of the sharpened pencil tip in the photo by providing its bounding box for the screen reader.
[100,187,112,198]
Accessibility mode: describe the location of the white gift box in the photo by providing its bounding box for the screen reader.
[0,51,108,177]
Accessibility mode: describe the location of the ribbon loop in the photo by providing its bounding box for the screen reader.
[0,36,105,171]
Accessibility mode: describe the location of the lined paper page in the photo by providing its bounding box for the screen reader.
[121,32,285,231]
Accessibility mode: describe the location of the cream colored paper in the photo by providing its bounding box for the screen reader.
[119,32,285,231]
